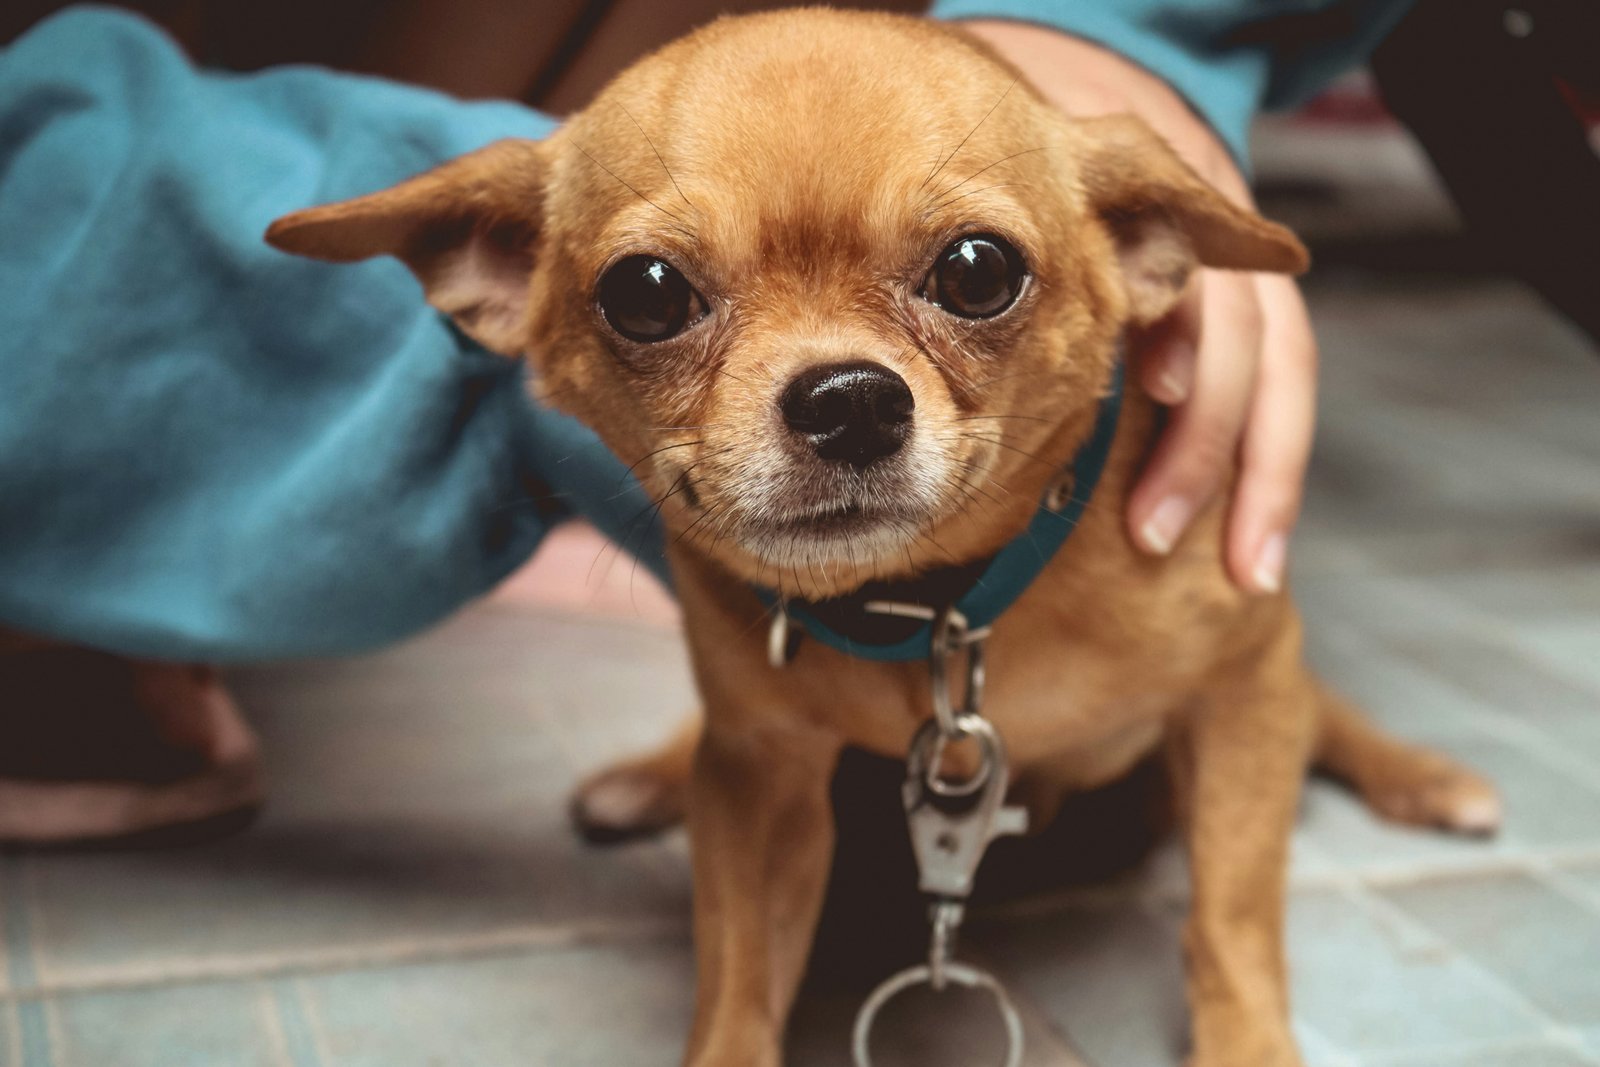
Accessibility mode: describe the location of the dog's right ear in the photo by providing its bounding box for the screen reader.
[266,139,546,356]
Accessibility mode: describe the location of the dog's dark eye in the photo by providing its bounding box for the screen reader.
[598,255,706,343]
[922,234,1027,319]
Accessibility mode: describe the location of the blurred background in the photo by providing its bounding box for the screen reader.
[1,3,1598,1067]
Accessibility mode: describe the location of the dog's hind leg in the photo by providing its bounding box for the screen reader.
[569,712,699,844]
[1313,682,1501,835]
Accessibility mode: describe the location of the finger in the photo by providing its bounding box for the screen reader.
[1126,270,1264,556]
[1134,284,1200,405]
[1225,274,1318,593]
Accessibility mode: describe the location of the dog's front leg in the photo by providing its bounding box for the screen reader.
[1166,640,1317,1067]
[683,721,841,1067]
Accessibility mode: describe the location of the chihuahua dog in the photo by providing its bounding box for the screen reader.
[269,10,1500,1065]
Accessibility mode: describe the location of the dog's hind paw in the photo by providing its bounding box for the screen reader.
[1315,692,1502,837]
[1357,751,1503,836]
[569,760,687,845]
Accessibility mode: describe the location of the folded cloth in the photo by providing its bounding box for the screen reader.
[0,7,662,662]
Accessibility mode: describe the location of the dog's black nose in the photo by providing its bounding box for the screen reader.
[780,361,915,467]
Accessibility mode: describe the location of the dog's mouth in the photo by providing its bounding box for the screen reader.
[673,428,960,569]
[785,500,875,532]
[723,483,941,567]
[745,498,907,539]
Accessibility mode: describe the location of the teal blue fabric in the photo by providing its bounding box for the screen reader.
[932,0,1414,166]
[0,8,663,662]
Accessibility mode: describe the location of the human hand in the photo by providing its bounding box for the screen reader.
[961,21,1318,594]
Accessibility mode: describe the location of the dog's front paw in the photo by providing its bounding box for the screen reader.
[1187,1043,1303,1067]
[1187,1015,1304,1067]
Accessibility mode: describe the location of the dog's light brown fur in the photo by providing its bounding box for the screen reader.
[269,11,1499,1065]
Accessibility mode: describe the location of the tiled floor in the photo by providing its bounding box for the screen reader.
[5,271,1599,1065]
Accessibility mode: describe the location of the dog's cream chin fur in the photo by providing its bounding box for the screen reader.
[722,426,956,570]
[269,11,1500,1066]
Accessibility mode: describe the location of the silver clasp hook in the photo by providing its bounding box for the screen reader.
[904,715,1028,900]
[852,603,1028,1067]
[926,605,989,741]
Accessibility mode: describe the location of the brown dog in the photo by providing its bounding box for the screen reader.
[269,11,1500,1065]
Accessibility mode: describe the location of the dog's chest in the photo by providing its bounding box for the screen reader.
[980,632,1176,787]
[960,555,1230,781]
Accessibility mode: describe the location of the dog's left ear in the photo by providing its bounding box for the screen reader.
[266,139,546,355]
[1068,115,1309,325]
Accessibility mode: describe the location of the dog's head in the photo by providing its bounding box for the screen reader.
[268,10,1305,599]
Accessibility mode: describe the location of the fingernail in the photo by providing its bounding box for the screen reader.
[1149,340,1193,404]
[1139,495,1193,555]
[1252,532,1287,593]
[1150,369,1188,405]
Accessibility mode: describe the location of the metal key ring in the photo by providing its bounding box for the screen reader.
[851,961,1024,1067]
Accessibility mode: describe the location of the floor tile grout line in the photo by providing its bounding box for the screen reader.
[1357,1031,1600,1066]
[1329,874,1600,1067]
[1288,1016,1352,1067]
[1312,570,1548,674]
[967,842,1600,1065]
[1452,706,1600,803]
[1346,883,1583,1049]
[269,977,326,1067]
[17,864,52,995]
[1127,894,1359,1067]
[0,860,37,998]
[989,872,1599,1067]
[0,915,691,1004]
[1341,847,1600,891]
[294,977,339,1067]
[1492,625,1600,707]
[5,999,20,1067]
[1524,857,1600,924]
[1340,382,1600,484]
[0,858,52,1067]
[1107,895,1362,1067]
[39,1001,66,1067]
[0,862,8,1003]
[1371,575,1600,793]
[976,841,1600,926]
[257,980,299,1067]
[9,559,1587,1062]
[1221,852,1577,1060]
